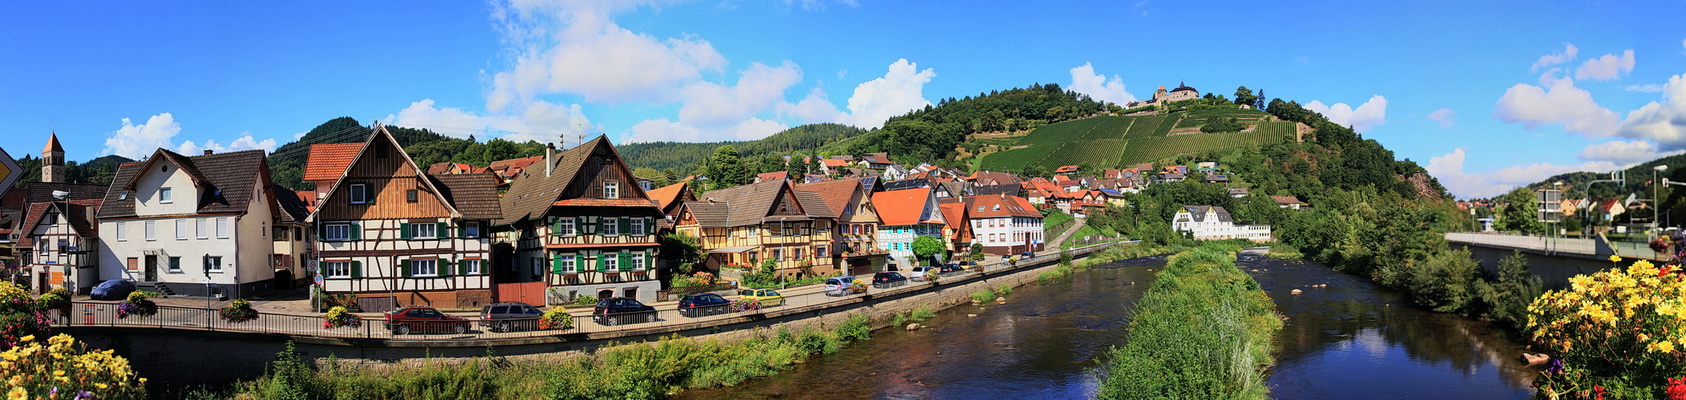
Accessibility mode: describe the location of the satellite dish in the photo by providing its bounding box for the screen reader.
[51,190,69,200]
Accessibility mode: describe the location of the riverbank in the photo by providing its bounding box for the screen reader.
[1097,247,1282,399]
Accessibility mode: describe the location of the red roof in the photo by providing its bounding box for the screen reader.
[645,182,693,215]
[794,179,863,220]
[757,171,789,182]
[969,194,1040,218]
[822,159,850,167]
[872,188,932,226]
[302,143,364,183]
[1055,165,1080,173]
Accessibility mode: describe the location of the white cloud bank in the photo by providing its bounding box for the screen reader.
[834,59,936,130]
[101,113,277,159]
[1577,140,1684,164]
[1574,50,1635,81]
[1493,73,1620,137]
[1305,95,1388,132]
[1427,147,1617,199]
[1067,63,1137,106]
[1532,43,1578,72]
[1617,74,1686,151]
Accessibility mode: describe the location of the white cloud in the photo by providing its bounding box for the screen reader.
[292,131,308,140]
[1067,62,1137,106]
[784,0,858,10]
[1305,95,1388,132]
[388,98,592,145]
[1574,49,1635,81]
[1427,108,1456,128]
[1427,147,1617,199]
[1627,84,1664,93]
[677,61,803,127]
[778,87,843,124]
[1532,43,1579,72]
[1493,74,1620,137]
[1617,74,1686,150]
[102,113,183,159]
[1577,140,1683,164]
[835,58,936,129]
[488,0,725,106]
[626,118,700,143]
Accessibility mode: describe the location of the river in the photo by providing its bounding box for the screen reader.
[676,250,1537,399]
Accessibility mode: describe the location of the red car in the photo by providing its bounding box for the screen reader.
[384,305,471,335]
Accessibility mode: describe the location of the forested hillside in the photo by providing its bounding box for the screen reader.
[267,117,548,189]
[832,83,1110,165]
[11,154,132,187]
[618,123,865,172]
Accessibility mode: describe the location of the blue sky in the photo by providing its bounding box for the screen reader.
[1,1,1681,198]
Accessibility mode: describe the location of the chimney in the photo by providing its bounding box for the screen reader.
[545,143,556,177]
[203,149,214,155]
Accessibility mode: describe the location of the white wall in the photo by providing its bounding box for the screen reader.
[236,179,277,284]
[132,163,199,217]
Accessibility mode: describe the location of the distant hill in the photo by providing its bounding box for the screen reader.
[266,117,547,189]
[10,153,133,188]
[824,83,1112,166]
[618,123,867,172]
[975,107,1297,173]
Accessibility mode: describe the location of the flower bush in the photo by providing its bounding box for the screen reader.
[322,306,362,329]
[537,308,573,330]
[0,282,50,350]
[849,281,868,294]
[1527,258,1686,398]
[114,291,158,319]
[36,287,72,317]
[219,298,259,324]
[729,299,761,313]
[0,333,147,399]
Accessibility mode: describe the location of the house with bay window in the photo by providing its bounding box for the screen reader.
[95,149,281,298]
[304,125,502,310]
[496,136,664,304]
[676,179,835,277]
[871,187,948,267]
[793,178,887,275]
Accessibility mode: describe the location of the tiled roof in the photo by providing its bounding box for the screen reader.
[44,133,64,153]
[968,194,1041,219]
[487,155,544,180]
[429,173,503,220]
[302,143,364,183]
[690,180,812,228]
[794,179,861,220]
[821,159,851,167]
[645,181,694,215]
[938,202,967,231]
[684,201,730,228]
[98,149,273,220]
[17,202,97,247]
[272,185,310,223]
[1271,196,1303,205]
[756,171,788,182]
[1183,205,1233,223]
[872,188,932,226]
[497,137,656,225]
[793,190,833,219]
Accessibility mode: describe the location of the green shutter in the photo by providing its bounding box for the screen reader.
[646,217,655,234]
[645,249,654,269]
[350,261,362,278]
[349,222,361,241]
[436,222,447,239]
[618,218,630,236]
[455,259,466,275]
[619,250,631,271]
[597,253,608,272]
[439,259,452,276]
[317,261,326,275]
[400,223,412,240]
[551,254,564,273]
[399,259,412,278]
[316,225,325,241]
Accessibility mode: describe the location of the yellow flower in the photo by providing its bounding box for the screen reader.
[1654,340,1677,353]
[4,387,22,400]
[1610,255,1623,263]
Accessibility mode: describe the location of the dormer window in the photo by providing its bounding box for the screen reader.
[350,184,368,204]
[159,188,173,204]
[119,191,129,200]
[604,182,619,199]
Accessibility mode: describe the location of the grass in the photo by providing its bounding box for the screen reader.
[1265,242,1304,259]
[1096,247,1282,400]
[205,314,878,400]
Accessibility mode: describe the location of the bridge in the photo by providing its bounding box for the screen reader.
[1444,232,1663,288]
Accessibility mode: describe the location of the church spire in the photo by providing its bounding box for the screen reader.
[43,132,66,183]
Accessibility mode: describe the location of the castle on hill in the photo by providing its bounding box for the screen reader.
[1126,82,1199,108]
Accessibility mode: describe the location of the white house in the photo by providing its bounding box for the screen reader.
[1172,205,1272,242]
[96,149,281,299]
[966,194,1045,255]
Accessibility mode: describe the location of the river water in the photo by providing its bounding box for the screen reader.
[676,251,1537,399]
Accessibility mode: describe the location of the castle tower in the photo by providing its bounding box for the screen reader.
[42,133,65,183]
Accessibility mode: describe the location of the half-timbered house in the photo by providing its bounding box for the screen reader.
[676,180,835,277]
[18,200,100,293]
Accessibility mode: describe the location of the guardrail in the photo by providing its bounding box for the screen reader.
[52,243,1116,341]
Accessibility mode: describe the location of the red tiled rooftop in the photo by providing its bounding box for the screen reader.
[302,143,364,183]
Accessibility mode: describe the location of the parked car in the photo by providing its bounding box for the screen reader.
[872,272,909,288]
[739,289,785,307]
[678,293,732,317]
[479,302,543,332]
[909,266,936,279]
[823,276,859,296]
[938,264,964,274]
[90,279,136,301]
[385,305,471,335]
[592,297,656,326]
[1021,251,1036,258]
[958,260,979,268]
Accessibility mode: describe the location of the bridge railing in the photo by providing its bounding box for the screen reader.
[1444,232,1668,261]
[50,243,1117,341]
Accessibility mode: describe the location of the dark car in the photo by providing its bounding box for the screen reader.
[592,297,656,326]
[958,261,979,267]
[1020,251,1036,258]
[872,272,909,288]
[90,279,136,301]
[479,302,543,332]
[678,293,731,317]
[384,305,471,335]
[938,264,964,274]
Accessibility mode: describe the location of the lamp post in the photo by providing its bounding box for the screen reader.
[1656,165,1669,233]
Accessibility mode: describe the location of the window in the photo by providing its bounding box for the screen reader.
[556,219,575,236]
[160,187,173,203]
[145,221,156,241]
[197,219,208,239]
[325,224,351,241]
[175,220,186,240]
[631,253,645,270]
[462,259,482,275]
[557,255,576,273]
[532,258,544,277]
[349,184,368,204]
[412,223,437,239]
[604,254,619,271]
[794,247,804,260]
[406,189,418,203]
[216,217,230,239]
[464,222,481,238]
[602,218,618,236]
[168,256,181,273]
[772,248,783,261]
[817,245,828,257]
[324,261,350,278]
[410,259,438,277]
[116,222,127,241]
[205,256,223,273]
[629,218,645,235]
[604,182,619,199]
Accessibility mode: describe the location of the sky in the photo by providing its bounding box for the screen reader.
[1,0,1682,199]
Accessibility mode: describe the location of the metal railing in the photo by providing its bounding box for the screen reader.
[51,243,1112,341]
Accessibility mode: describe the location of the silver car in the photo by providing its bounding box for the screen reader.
[824,276,857,296]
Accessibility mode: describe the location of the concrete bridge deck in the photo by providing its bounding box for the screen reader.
[1444,232,1666,262]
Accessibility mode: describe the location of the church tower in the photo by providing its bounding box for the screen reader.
[42,133,65,183]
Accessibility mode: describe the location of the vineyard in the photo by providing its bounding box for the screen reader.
[975,107,1289,171]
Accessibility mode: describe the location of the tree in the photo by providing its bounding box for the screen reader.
[660,232,704,274]
[703,145,749,189]
[910,235,947,266]
[1495,187,1544,234]
[1233,86,1257,108]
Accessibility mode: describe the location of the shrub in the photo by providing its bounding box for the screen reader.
[1527,258,1686,398]
[971,289,997,303]
[909,306,936,322]
[115,291,159,319]
[0,282,49,350]
[1406,249,1480,313]
[36,286,72,316]
[538,308,573,330]
[1476,251,1542,328]
[0,334,148,399]
[834,313,871,342]
[220,298,260,324]
[571,295,599,306]
[322,306,362,329]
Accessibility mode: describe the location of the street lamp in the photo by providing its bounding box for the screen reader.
[1656,165,1669,233]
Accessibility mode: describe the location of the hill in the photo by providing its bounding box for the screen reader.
[10,154,133,187]
[975,107,1297,174]
[267,117,548,189]
[618,123,866,172]
[823,83,1112,167]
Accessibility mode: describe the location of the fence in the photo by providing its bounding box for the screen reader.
[52,243,1113,342]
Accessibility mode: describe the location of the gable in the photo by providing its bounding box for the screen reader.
[313,126,457,221]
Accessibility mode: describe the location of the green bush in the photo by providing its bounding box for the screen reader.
[970,289,997,303]
[1474,251,1542,328]
[909,306,936,322]
[1406,248,1480,313]
[570,295,599,306]
[834,313,872,342]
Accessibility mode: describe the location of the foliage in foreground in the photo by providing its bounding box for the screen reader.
[0,333,148,399]
[1527,258,1686,399]
[1098,248,1281,400]
[215,313,876,400]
